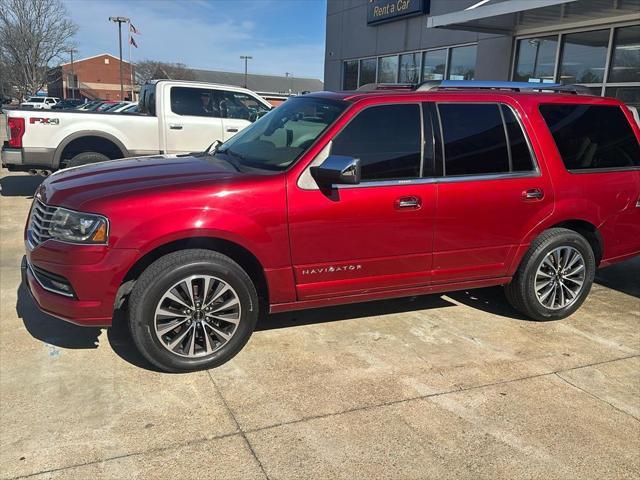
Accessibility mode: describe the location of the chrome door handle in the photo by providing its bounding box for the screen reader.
[522,188,544,200]
[169,124,183,130]
[395,196,421,209]
[226,128,239,133]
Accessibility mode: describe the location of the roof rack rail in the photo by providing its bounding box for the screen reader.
[356,83,415,91]
[414,80,593,95]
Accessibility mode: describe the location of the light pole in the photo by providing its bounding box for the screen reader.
[69,48,77,99]
[109,16,129,99]
[285,72,293,95]
[240,55,252,88]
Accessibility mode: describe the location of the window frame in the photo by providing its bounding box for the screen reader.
[538,103,640,175]
[169,86,224,118]
[434,101,540,183]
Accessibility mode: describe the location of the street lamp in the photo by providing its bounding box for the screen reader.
[109,16,130,99]
[240,55,252,88]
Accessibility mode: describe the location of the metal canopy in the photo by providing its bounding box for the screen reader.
[426,0,639,35]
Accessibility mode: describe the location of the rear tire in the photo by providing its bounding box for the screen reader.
[128,249,259,372]
[65,151,110,168]
[505,228,595,321]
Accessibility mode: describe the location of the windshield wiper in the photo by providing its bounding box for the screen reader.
[214,148,243,172]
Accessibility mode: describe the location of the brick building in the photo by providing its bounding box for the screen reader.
[48,53,133,101]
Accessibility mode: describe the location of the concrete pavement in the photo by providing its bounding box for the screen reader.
[0,160,638,479]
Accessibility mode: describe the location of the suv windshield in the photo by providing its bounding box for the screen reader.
[214,96,347,171]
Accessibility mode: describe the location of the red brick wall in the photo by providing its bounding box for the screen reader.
[62,54,133,100]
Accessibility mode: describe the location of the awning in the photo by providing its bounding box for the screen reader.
[426,0,640,35]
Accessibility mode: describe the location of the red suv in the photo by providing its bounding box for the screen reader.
[22,82,640,372]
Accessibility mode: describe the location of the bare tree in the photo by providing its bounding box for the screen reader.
[135,60,195,85]
[0,0,77,100]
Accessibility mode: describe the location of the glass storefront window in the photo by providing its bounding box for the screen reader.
[343,60,358,90]
[448,45,477,80]
[399,53,421,83]
[422,49,447,81]
[514,36,558,83]
[359,58,377,87]
[605,86,640,106]
[378,55,398,83]
[559,29,609,83]
[609,25,640,83]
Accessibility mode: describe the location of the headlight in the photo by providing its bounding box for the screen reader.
[48,208,109,244]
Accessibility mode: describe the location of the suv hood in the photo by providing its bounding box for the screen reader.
[38,154,250,209]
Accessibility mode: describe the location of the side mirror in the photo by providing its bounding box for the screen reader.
[310,155,361,187]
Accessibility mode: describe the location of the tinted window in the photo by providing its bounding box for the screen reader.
[332,104,421,181]
[540,104,640,170]
[359,58,376,87]
[343,60,358,90]
[514,36,558,83]
[609,25,640,83]
[448,45,477,80]
[422,49,446,81]
[560,29,609,84]
[399,53,420,83]
[501,105,535,172]
[439,104,509,176]
[171,87,220,117]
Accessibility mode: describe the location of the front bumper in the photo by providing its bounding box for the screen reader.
[23,241,139,327]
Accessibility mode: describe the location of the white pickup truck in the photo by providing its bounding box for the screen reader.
[2,80,272,173]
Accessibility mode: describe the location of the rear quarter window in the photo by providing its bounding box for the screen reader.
[539,104,640,170]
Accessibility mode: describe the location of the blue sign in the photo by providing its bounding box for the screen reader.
[367,0,430,26]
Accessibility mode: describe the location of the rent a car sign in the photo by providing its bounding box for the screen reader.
[367,0,430,25]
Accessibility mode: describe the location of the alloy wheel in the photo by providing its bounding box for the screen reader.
[534,246,586,310]
[153,275,241,358]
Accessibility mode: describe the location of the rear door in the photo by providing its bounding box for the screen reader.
[287,102,437,300]
[217,90,271,141]
[163,86,224,154]
[432,101,554,283]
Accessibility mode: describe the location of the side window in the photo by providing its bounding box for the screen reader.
[501,105,535,172]
[438,103,510,176]
[539,104,640,170]
[170,87,220,117]
[331,104,421,181]
[219,91,270,121]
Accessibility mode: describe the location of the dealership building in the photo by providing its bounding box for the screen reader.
[324,0,640,104]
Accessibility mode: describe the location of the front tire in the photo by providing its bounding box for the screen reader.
[128,249,259,372]
[505,228,595,321]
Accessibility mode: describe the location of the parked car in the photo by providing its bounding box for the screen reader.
[101,101,135,112]
[94,101,121,112]
[1,80,272,172]
[19,81,640,372]
[75,100,104,111]
[20,96,59,109]
[117,103,139,114]
[51,99,85,110]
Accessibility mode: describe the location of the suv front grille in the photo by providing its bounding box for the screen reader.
[28,200,57,246]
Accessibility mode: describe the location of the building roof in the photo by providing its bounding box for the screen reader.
[59,53,131,66]
[190,68,323,96]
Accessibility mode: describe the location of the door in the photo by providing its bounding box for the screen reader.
[217,90,271,141]
[287,103,437,301]
[164,86,224,154]
[432,102,553,283]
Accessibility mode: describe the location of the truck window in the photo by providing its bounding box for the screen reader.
[219,91,270,121]
[539,104,640,170]
[170,87,221,117]
[331,104,422,181]
[438,103,511,176]
[501,105,535,172]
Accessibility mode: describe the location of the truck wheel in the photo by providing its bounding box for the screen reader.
[65,151,110,168]
[128,249,259,372]
[504,228,595,321]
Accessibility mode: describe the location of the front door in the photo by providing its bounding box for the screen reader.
[163,86,224,154]
[287,102,437,301]
[217,89,271,141]
[432,101,554,283]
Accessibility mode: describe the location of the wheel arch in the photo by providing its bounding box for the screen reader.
[116,236,269,310]
[54,131,129,167]
[548,219,603,266]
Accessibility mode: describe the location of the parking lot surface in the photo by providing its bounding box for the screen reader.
[1,121,639,477]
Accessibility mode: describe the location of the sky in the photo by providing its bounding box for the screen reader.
[63,0,327,80]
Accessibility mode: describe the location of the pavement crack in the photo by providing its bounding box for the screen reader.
[207,370,271,480]
[554,372,640,422]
